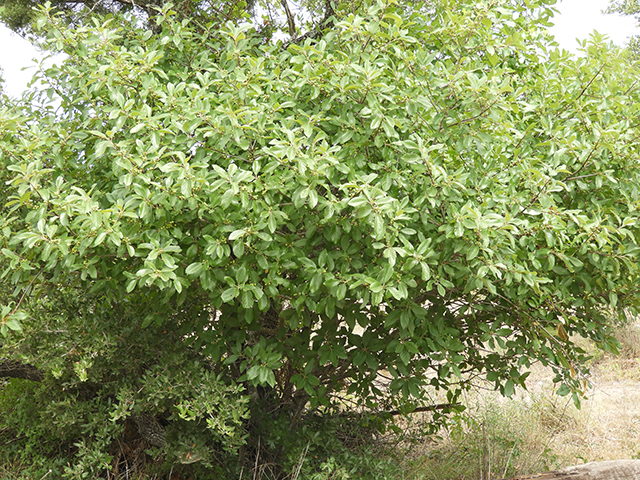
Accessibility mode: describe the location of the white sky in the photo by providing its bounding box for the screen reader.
[0,0,638,98]
[548,0,638,49]
[0,27,40,98]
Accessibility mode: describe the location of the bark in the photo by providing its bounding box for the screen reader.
[501,460,640,480]
[0,359,43,381]
[133,413,166,448]
[281,0,296,38]
[283,0,335,48]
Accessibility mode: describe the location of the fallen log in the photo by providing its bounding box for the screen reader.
[500,460,640,480]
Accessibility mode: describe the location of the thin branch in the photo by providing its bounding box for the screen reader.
[564,138,601,182]
[385,403,461,417]
[283,0,335,48]
[557,63,607,118]
[281,0,297,38]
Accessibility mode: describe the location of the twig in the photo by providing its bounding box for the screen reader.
[11,267,45,315]
[557,63,607,118]
[292,441,310,480]
[252,437,260,480]
[502,441,518,479]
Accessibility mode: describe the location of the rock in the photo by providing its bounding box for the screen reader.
[500,460,640,480]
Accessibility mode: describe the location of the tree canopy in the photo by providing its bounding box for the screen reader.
[0,0,341,40]
[0,0,253,34]
[607,0,640,58]
[1,0,640,477]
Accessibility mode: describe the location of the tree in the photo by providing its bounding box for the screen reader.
[0,0,255,34]
[1,0,640,477]
[0,0,338,41]
[606,0,640,58]
[607,0,640,18]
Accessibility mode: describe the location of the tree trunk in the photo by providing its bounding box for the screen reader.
[501,460,640,480]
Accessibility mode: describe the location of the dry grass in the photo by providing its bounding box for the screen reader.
[395,323,640,480]
[394,383,579,480]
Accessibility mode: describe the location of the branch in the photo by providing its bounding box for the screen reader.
[564,138,601,182]
[283,0,336,48]
[385,403,461,417]
[557,63,607,118]
[0,360,43,381]
[281,0,297,38]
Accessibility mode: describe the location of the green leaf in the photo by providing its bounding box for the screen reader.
[503,379,515,397]
[466,245,480,261]
[236,265,248,284]
[221,287,238,303]
[185,262,205,277]
[130,123,146,134]
[309,273,323,293]
[557,383,571,397]
[373,215,384,240]
[229,230,246,240]
[241,290,253,309]
[4,317,23,331]
[126,279,137,293]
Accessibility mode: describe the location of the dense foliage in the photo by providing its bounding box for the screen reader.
[0,0,336,40]
[0,0,257,35]
[1,0,640,477]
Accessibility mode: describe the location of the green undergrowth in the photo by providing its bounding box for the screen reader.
[0,378,402,480]
[4,322,639,479]
[0,381,574,480]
